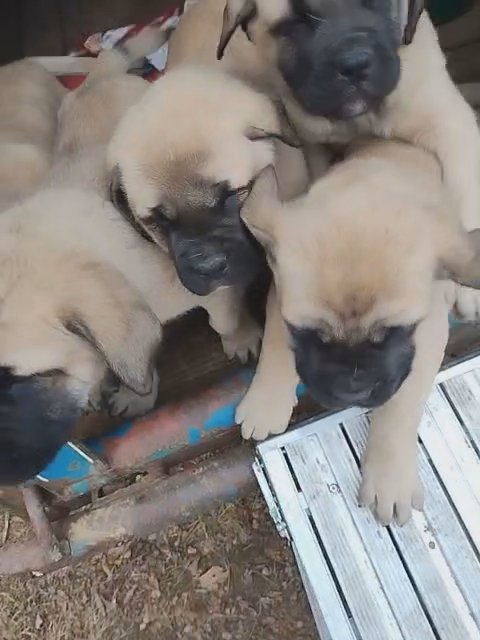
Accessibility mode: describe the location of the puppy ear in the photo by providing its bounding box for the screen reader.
[217,0,256,59]
[437,229,480,290]
[402,0,424,45]
[63,262,162,394]
[109,166,154,244]
[245,125,300,149]
[109,165,126,213]
[241,166,281,250]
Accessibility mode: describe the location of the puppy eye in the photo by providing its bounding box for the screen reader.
[37,368,65,378]
[217,183,253,213]
[150,205,173,231]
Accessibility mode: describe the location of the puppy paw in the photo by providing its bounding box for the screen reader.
[108,374,159,418]
[221,318,262,364]
[359,449,424,526]
[89,370,159,419]
[236,383,297,441]
[452,284,480,321]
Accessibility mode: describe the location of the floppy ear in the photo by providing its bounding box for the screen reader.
[437,228,480,290]
[109,166,154,244]
[63,262,162,395]
[245,125,301,149]
[402,0,424,45]
[241,165,281,251]
[217,0,256,59]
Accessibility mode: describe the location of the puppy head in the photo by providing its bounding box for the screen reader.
[108,66,296,296]
[217,0,424,120]
[0,246,162,484]
[242,162,480,410]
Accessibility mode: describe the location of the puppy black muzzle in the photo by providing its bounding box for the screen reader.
[168,225,264,296]
[274,8,400,120]
[0,368,83,485]
[146,188,265,296]
[288,324,415,410]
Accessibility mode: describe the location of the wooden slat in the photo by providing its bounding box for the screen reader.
[286,437,405,640]
[346,418,480,640]
[261,448,357,640]
[443,370,480,452]
[257,356,480,639]
[287,430,435,640]
[420,390,480,544]
[347,415,480,637]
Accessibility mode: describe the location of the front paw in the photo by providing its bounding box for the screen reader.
[221,318,262,364]
[107,373,159,418]
[89,370,159,419]
[452,284,480,321]
[359,448,424,526]
[236,383,297,441]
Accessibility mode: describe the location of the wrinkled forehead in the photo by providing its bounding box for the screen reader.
[276,248,432,332]
[133,141,272,217]
[158,170,220,219]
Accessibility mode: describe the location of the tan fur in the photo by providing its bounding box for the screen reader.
[238,139,480,524]
[0,45,264,421]
[0,59,65,209]
[108,65,297,219]
[0,185,249,397]
[167,0,273,91]
[166,0,313,194]
[55,25,170,159]
[176,0,480,317]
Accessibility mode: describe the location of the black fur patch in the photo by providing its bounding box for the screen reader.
[0,367,82,485]
[109,166,154,244]
[288,323,416,409]
[270,0,401,119]
[151,182,265,296]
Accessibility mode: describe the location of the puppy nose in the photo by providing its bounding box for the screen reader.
[195,253,227,276]
[336,48,373,80]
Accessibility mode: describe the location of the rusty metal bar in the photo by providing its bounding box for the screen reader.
[21,486,65,563]
[0,445,256,576]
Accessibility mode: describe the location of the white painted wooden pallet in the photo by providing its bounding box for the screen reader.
[255,355,480,640]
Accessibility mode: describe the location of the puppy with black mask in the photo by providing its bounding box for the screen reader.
[108,64,309,315]
[165,0,480,319]
[237,138,480,525]
[217,0,423,120]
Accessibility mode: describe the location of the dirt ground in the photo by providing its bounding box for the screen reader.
[0,493,318,640]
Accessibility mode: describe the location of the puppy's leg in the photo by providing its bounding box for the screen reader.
[359,283,449,525]
[391,50,480,319]
[236,284,299,440]
[204,286,261,363]
[423,91,480,321]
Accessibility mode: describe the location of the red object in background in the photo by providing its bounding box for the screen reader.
[58,74,86,90]
[56,4,178,91]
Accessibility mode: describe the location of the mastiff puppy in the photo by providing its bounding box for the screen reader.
[0,29,239,485]
[108,65,307,336]
[0,59,65,209]
[0,184,259,485]
[237,139,480,524]
[172,0,480,319]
